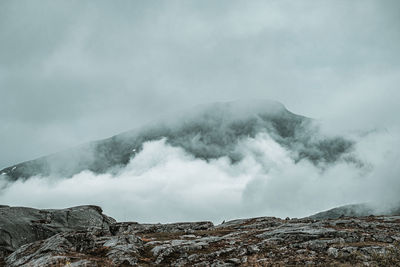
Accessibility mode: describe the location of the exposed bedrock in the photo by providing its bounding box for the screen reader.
[1,205,400,266]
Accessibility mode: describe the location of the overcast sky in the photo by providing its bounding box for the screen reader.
[1,0,399,169]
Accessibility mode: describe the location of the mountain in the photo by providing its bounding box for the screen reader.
[0,100,357,181]
[309,203,400,220]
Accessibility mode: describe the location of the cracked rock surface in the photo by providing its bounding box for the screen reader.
[1,206,400,266]
[0,205,115,259]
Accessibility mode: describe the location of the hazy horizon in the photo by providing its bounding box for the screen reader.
[1,0,400,222]
[1,0,400,168]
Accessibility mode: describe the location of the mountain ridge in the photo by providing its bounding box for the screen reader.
[0,100,357,181]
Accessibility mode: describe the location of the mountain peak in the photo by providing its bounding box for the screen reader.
[0,100,355,181]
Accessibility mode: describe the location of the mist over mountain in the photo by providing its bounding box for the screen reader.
[1,1,400,264]
[0,100,357,181]
[0,99,398,223]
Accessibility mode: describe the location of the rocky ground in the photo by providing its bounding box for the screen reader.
[1,205,400,266]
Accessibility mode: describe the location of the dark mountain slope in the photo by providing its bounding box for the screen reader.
[0,100,356,181]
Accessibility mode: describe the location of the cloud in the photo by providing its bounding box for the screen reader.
[0,100,358,181]
[1,0,400,168]
[1,1,399,224]
[1,129,398,223]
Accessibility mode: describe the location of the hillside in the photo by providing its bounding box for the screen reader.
[0,100,356,181]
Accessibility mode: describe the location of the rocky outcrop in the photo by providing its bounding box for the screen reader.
[1,206,400,266]
[0,205,115,259]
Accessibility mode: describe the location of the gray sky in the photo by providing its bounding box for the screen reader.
[1,0,400,169]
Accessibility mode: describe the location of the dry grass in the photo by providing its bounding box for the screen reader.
[371,241,400,267]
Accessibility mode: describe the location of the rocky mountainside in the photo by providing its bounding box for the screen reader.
[0,100,356,181]
[1,205,400,266]
[309,203,400,220]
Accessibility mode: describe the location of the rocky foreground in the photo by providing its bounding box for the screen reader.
[1,205,400,266]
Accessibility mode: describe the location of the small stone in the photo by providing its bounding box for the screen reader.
[248,245,260,254]
[227,258,241,264]
[327,247,339,258]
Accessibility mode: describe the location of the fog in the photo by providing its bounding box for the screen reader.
[1,0,400,168]
[1,126,398,223]
[1,1,400,222]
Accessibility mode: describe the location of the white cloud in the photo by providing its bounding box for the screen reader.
[1,130,398,223]
[1,0,400,168]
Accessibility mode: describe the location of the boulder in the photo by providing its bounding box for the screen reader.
[0,205,115,257]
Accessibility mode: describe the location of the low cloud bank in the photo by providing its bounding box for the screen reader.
[1,128,398,224]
